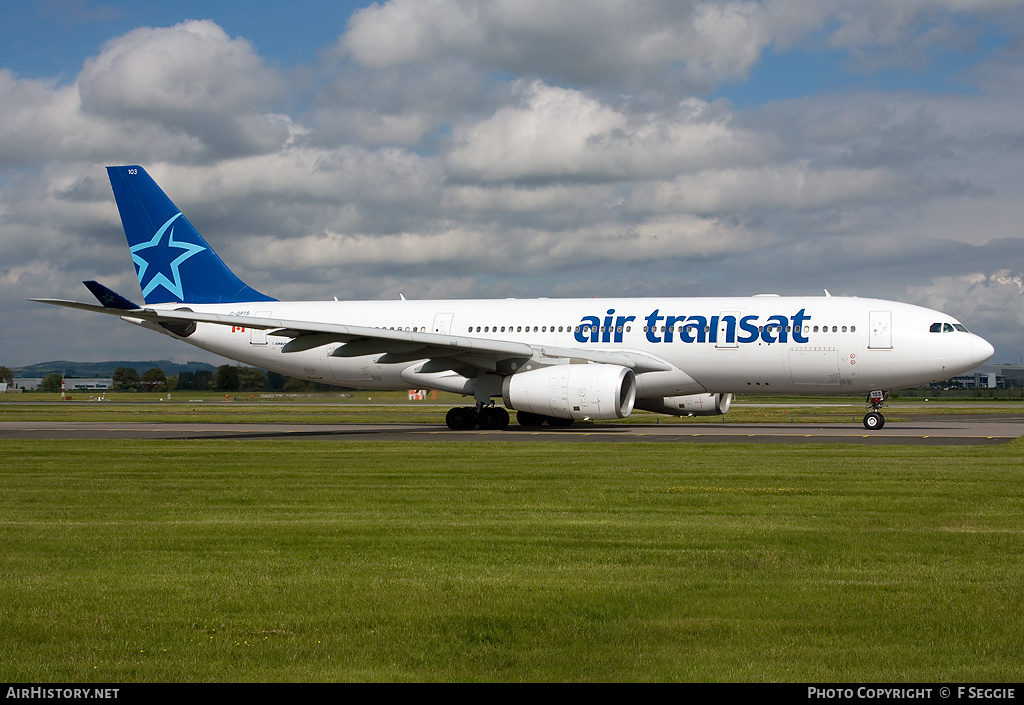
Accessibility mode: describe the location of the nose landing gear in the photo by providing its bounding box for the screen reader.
[863,390,888,430]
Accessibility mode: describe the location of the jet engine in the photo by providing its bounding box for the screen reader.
[502,364,636,420]
[635,392,733,416]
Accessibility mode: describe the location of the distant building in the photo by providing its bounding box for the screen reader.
[949,364,1024,389]
[12,377,113,391]
[67,378,113,390]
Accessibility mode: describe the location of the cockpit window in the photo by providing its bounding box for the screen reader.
[931,322,969,333]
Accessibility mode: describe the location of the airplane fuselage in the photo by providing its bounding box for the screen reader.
[129,294,990,398]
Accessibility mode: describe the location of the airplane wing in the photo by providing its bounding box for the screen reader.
[30,298,673,375]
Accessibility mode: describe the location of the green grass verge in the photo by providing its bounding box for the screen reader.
[2,439,1023,682]
[3,391,1022,425]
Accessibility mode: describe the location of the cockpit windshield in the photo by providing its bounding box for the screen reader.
[930,322,970,333]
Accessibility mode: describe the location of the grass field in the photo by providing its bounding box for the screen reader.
[4,390,1023,425]
[3,434,1024,682]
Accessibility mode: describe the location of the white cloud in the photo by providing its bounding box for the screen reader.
[443,183,619,214]
[79,20,281,115]
[906,271,1024,357]
[339,0,789,90]
[630,164,902,215]
[0,71,167,166]
[340,0,1024,94]
[0,20,295,168]
[262,213,746,278]
[446,81,765,182]
[340,0,485,69]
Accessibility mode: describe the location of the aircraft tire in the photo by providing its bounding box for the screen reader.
[478,407,510,430]
[546,416,575,427]
[446,407,478,430]
[862,412,885,430]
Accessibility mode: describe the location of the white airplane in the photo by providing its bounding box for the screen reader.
[34,166,995,430]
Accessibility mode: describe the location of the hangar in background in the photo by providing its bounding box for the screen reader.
[950,364,1024,389]
[11,378,113,392]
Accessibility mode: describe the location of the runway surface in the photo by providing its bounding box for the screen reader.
[3,415,1023,444]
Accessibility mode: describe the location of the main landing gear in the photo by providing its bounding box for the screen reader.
[445,405,510,431]
[863,390,888,430]
[444,405,575,430]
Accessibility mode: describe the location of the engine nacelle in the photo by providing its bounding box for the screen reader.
[502,364,636,420]
[635,392,733,417]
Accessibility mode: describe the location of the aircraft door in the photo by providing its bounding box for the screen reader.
[716,311,740,348]
[250,311,272,345]
[869,311,892,349]
[432,312,455,336]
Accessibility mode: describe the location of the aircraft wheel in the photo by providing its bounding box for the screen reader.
[863,412,885,430]
[446,407,478,430]
[546,416,575,427]
[478,407,510,430]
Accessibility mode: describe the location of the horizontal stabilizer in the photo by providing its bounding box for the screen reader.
[83,280,139,310]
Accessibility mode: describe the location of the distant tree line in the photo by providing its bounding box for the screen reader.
[105,365,339,393]
[0,363,343,393]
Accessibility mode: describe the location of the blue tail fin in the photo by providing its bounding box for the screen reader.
[106,165,275,305]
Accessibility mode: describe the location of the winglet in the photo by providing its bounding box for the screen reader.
[83,280,140,310]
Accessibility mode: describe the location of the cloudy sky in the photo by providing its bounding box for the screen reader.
[3,0,1024,367]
